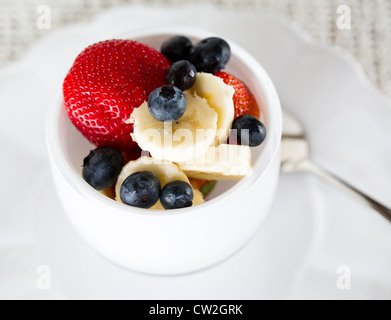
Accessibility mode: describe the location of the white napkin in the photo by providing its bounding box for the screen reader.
[0,4,390,299]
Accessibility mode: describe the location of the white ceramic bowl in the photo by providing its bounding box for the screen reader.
[46,27,282,275]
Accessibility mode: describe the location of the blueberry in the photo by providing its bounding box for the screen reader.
[190,37,231,73]
[161,36,193,62]
[148,85,187,122]
[232,115,267,147]
[167,60,197,91]
[120,171,161,209]
[82,147,124,190]
[160,181,194,210]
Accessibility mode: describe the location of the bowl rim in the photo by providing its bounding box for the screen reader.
[46,26,282,218]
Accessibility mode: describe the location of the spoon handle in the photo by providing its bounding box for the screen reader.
[298,160,391,224]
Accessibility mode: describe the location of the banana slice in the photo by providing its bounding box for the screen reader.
[193,189,205,206]
[190,73,235,144]
[178,144,253,181]
[129,92,218,163]
[115,157,203,210]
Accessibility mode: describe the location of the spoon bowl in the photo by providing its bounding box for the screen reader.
[281,109,391,223]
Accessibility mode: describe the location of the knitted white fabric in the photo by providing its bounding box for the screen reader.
[1,0,390,96]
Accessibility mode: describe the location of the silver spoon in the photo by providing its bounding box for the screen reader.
[281,110,391,224]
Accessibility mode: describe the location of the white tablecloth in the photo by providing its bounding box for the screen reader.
[1,0,391,97]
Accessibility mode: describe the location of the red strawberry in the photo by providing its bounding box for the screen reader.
[63,40,171,151]
[214,71,260,119]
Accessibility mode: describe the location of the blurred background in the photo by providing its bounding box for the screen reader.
[1,0,390,97]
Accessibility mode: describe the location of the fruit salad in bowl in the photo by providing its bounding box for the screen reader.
[46,27,282,275]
